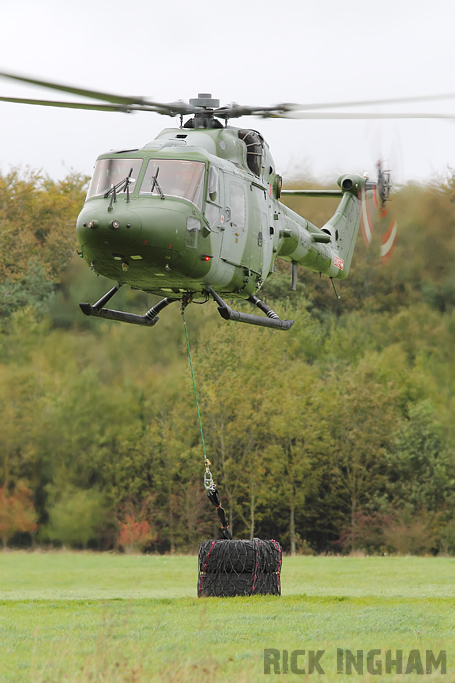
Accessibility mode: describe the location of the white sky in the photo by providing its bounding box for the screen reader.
[0,0,454,184]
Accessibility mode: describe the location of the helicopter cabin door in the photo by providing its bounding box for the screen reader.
[245,185,266,275]
[220,178,247,266]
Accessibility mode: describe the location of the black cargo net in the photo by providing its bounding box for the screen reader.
[198,538,282,597]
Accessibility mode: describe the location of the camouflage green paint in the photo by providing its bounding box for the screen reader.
[76,127,365,299]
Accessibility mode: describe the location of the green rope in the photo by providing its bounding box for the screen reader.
[182,310,208,464]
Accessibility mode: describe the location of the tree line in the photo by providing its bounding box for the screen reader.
[1,168,455,555]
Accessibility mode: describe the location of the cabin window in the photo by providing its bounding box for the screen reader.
[230,183,246,229]
[87,158,143,199]
[139,159,205,210]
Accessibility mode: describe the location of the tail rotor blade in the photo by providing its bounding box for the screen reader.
[380,217,398,265]
[360,183,375,249]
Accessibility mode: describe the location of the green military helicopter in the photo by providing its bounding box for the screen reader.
[1,73,453,330]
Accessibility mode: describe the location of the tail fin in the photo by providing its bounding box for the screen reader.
[322,174,366,279]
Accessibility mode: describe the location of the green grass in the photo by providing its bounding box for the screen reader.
[0,552,454,682]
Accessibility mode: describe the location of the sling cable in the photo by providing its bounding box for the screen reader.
[181,298,232,540]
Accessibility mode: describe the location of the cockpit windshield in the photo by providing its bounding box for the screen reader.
[87,159,143,199]
[139,159,205,210]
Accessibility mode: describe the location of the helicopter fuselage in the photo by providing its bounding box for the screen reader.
[76,125,365,299]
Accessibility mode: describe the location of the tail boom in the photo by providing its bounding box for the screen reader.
[278,174,366,281]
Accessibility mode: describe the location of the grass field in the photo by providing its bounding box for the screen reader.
[1,552,454,682]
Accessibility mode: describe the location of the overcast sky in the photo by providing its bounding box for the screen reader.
[0,0,454,184]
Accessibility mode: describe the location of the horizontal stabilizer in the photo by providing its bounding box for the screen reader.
[281,189,343,198]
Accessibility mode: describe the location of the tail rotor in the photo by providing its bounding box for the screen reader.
[362,160,398,264]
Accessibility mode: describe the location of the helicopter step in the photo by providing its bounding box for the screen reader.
[208,288,294,331]
[79,284,177,327]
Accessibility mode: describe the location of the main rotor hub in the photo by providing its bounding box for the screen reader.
[189,93,220,109]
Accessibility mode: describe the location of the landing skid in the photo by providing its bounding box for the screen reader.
[207,288,294,331]
[79,285,294,331]
[79,284,177,327]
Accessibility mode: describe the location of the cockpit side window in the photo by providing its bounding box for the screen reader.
[205,165,222,228]
[207,165,219,200]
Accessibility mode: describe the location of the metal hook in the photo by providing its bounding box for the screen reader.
[180,292,193,314]
[204,468,216,492]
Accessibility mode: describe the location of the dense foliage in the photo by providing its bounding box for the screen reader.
[1,169,455,554]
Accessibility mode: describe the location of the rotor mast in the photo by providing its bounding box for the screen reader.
[184,93,223,129]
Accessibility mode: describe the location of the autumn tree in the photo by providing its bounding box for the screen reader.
[117,498,157,553]
[0,481,38,547]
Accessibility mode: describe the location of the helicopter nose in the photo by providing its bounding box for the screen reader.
[76,200,202,278]
[131,204,202,274]
[132,205,188,250]
[76,204,143,247]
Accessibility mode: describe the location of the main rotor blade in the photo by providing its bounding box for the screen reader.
[217,93,455,119]
[3,71,454,121]
[266,111,455,120]
[0,70,147,106]
[214,104,281,118]
[280,92,455,112]
[0,72,200,116]
[0,95,130,112]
